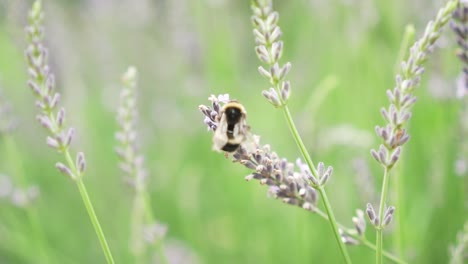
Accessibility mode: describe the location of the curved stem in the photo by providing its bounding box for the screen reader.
[376,167,390,264]
[63,151,115,264]
[282,105,352,264]
[142,192,168,264]
[391,25,414,258]
[313,209,407,264]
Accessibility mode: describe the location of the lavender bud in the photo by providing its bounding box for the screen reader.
[240,160,257,170]
[279,62,291,80]
[280,81,290,101]
[270,63,280,80]
[271,41,283,62]
[36,115,53,131]
[76,152,86,174]
[65,127,75,147]
[370,149,381,163]
[298,188,306,197]
[352,211,366,236]
[267,186,279,198]
[253,29,266,45]
[316,162,324,177]
[266,12,279,28]
[388,147,401,167]
[45,74,55,95]
[46,136,59,149]
[384,206,395,218]
[27,80,42,97]
[309,174,319,186]
[341,233,359,245]
[366,203,376,223]
[378,145,388,165]
[302,202,315,211]
[255,45,271,64]
[258,66,272,79]
[56,108,65,128]
[143,223,168,245]
[115,147,126,159]
[380,108,390,123]
[373,217,380,227]
[319,172,330,186]
[386,89,395,102]
[269,26,282,43]
[383,214,394,227]
[49,93,60,109]
[261,88,281,107]
[56,162,75,179]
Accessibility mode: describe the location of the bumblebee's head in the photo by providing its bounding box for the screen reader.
[221,101,246,125]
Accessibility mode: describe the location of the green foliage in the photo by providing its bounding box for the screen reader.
[0,0,465,263]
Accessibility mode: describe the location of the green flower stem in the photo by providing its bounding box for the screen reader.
[4,136,51,263]
[393,158,405,258]
[282,105,352,264]
[62,150,115,264]
[392,25,414,258]
[361,237,406,264]
[394,25,415,74]
[130,190,146,263]
[376,166,390,264]
[313,209,407,264]
[142,192,168,264]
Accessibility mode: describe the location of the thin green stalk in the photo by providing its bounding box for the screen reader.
[313,209,407,264]
[376,167,390,264]
[393,159,405,258]
[361,237,406,264]
[117,67,168,264]
[142,192,168,264]
[63,151,115,264]
[130,190,146,263]
[393,25,415,74]
[282,106,352,264]
[392,25,414,258]
[25,2,115,263]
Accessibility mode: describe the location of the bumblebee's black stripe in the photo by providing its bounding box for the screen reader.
[225,107,243,140]
[222,143,240,152]
[227,124,235,139]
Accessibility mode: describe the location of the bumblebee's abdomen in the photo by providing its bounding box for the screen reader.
[222,143,240,152]
[226,124,235,139]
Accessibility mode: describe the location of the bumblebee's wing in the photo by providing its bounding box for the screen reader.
[212,118,228,152]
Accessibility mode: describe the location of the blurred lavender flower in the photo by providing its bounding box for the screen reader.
[115,66,148,189]
[10,185,40,208]
[144,223,168,245]
[199,94,319,211]
[451,1,468,178]
[352,209,367,237]
[352,158,378,204]
[449,221,468,264]
[24,0,85,180]
[0,174,14,198]
[153,239,199,264]
[0,174,39,208]
[0,89,17,135]
[451,1,468,98]
[116,66,168,262]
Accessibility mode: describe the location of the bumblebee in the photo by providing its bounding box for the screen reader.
[212,101,250,152]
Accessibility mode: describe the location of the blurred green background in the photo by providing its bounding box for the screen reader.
[0,0,466,263]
